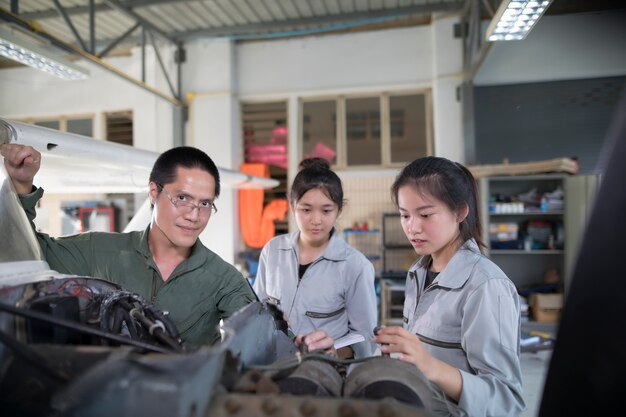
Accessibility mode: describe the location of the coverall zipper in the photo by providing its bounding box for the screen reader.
[287,253,323,319]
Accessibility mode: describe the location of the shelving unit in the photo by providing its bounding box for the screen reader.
[380,279,405,326]
[378,213,417,326]
[381,213,417,279]
[479,174,598,294]
[343,229,382,276]
[479,175,568,292]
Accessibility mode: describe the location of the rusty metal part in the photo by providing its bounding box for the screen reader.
[275,359,343,397]
[206,393,433,417]
[343,357,433,410]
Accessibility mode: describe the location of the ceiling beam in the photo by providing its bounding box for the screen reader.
[18,0,197,20]
[173,1,466,41]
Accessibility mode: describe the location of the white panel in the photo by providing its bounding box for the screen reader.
[182,38,235,92]
[237,26,433,95]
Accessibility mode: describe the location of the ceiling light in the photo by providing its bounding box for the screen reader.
[486,0,553,42]
[0,25,89,80]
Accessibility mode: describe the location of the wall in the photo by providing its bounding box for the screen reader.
[474,10,626,86]
[474,75,625,174]
[472,10,626,174]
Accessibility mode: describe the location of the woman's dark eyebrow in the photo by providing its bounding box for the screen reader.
[399,204,435,212]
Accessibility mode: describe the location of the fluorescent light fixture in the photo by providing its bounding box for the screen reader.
[486,0,553,41]
[0,25,89,80]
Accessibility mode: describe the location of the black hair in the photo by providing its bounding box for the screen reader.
[149,146,221,197]
[291,157,344,210]
[391,156,485,251]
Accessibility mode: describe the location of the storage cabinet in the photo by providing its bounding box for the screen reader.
[343,229,381,276]
[380,279,405,326]
[379,213,417,326]
[381,213,416,279]
[479,174,598,294]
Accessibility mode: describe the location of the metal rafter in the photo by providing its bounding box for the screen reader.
[20,1,466,43]
[173,1,465,40]
[102,0,176,44]
[52,0,87,51]
[0,7,184,107]
[146,29,179,100]
[19,0,185,20]
[98,22,141,58]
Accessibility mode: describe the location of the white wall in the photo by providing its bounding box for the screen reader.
[237,26,433,95]
[475,10,626,86]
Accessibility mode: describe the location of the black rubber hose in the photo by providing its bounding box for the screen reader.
[0,302,173,353]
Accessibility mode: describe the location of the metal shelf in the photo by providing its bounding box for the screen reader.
[490,250,564,255]
[489,211,564,216]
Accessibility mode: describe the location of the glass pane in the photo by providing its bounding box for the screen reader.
[67,118,94,137]
[390,94,428,163]
[34,120,60,130]
[302,100,337,165]
[346,97,381,166]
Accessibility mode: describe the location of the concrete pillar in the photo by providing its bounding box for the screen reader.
[184,39,240,264]
[431,12,465,163]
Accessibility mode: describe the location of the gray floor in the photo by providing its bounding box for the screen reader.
[520,350,552,417]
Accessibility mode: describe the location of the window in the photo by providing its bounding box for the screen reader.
[241,101,289,236]
[34,120,60,130]
[346,97,381,166]
[389,94,428,164]
[301,91,431,168]
[25,115,94,137]
[105,111,133,146]
[302,100,337,165]
[67,118,94,137]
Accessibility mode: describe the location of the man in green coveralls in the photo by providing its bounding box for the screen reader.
[1,143,255,346]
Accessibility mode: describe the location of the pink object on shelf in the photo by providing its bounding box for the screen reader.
[310,142,336,162]
[245,144,287,155]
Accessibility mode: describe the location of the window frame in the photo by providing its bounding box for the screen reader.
[17,113,96,137]
[299,89,433,170]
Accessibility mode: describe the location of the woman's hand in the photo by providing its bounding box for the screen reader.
[373,326,462,401]
[373,326,436,374]
[295,329,337,356]
[0,144,41,195]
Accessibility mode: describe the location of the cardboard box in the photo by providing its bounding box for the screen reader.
[530,293,563,323]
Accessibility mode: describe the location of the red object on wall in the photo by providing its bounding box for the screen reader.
[78,207,115,232]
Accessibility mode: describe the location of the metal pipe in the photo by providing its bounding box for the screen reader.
[141,26,146,82]
[52,0,87,51]
[147,29,178,100]
[89,0,95,54]
[98,22,140,58]
[102,0,176,45]
[0,301,173,353]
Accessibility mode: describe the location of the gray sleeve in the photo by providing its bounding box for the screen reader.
[454,279,525,417]
[344,254,378,358]
[252,244,270,302]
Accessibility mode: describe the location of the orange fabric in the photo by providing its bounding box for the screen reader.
[239,163,288,248]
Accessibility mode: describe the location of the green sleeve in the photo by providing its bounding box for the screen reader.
[19,187,94,276]
[216,264,256,320]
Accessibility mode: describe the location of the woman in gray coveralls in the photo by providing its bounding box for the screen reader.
[374,156,525,416]
[253,158,377,358]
